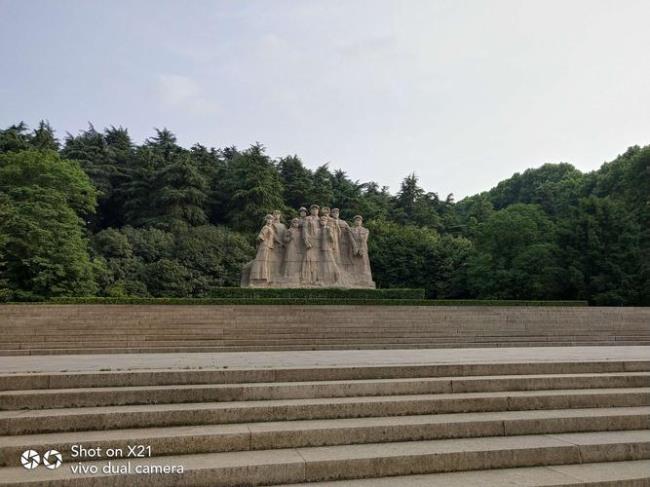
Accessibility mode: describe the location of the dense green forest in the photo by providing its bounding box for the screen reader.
[0,121,648,304]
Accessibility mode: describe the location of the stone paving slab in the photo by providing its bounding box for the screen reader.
[2,432,648,486]
[1,346,649,374]
[276,460,650,486]
[3,407,648,467]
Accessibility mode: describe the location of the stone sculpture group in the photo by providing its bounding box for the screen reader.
[241,205,375,288]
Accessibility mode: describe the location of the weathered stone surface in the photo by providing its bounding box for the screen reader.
[1,305,649,356]
[241,206,375,288]
[1,349,649,485]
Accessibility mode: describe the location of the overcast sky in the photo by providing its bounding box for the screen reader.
[2,0,650,198]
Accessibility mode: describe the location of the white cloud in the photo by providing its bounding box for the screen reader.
[157,74,217,115]
[6,1,649,199]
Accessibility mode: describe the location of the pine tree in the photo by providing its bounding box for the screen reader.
[220,144,285,232]
[151,152,209,227]
[311,164,334,207]
[0,122,31,153]
[62,124,133,229]
[31,120,59,151]
[278,155,313,210]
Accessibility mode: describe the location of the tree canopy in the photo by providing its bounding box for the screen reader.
[0,121,647,304]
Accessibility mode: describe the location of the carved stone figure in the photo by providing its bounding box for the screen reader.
[330,208,357,276]
[272,210,286,241]
[301,205,321,285]
[298,206,307,223]
[326,209,347,285]
[350,215,374,287]
[319,215,340,285]
[269,210,286,277]
[240,205,375,288]
[248,214,275,283]
[282,218,303,283]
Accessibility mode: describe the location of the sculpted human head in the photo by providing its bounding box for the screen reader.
[321,207,331,217]
[299,207,307,218]
[272,210,282,222]
[310,204,320,216]
[331,208,340,219]
[291,218,300,228]
[353,215,363,227]
[264,214,274,226]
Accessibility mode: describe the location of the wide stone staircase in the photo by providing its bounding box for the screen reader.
[1,358,649,485]
[2,305,649,355]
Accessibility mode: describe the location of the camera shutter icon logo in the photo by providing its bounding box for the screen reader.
[43,449,63,469]
[20,450,40,470]
[20,449,63,470]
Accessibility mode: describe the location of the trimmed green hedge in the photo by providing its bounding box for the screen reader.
[205,287,426,299]
[35,297,589,306]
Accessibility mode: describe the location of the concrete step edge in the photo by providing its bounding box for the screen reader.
[1,430,648,486]
[3,373,650,410]
[2,407,649,466]
[3,361,650,390]
[275,460,650,487]
[1,387,649,435]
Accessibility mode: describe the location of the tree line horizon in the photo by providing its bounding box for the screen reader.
[0,121,648,305]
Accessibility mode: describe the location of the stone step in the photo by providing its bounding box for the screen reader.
[4,335,645,346]
[276,460,650,486]
[4,341,650,356]
[2,348,649,485]
[9,341,639,352]
[3,360,650,390]
[2,373,649,410]
[3,336,648,347]
[1,388,648,435]
[2,329,647,338]
[1,430,649,486]
[3,305,647,325]
[12,324,624,331]
[4,326,646,335]
[5,338,650,356]
[1,407,648,467]
[14,325,639,332]
[0,341,579,352]
[9,331,632,338]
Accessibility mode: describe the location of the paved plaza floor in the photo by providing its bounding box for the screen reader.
[1,346,648,374]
